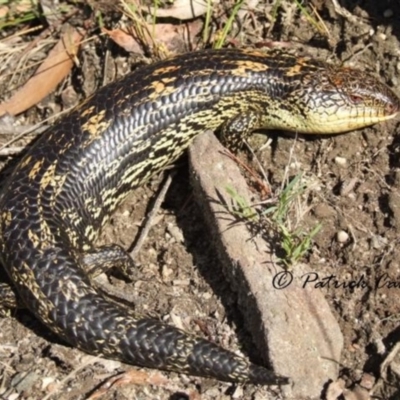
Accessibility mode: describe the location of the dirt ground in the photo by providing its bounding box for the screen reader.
[0,1,400,399]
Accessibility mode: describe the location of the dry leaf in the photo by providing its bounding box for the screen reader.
[101,27,142,53]
[87,370,169,399]
[0,26,85,117]
[144,0,219,20]
[104,21,202,54]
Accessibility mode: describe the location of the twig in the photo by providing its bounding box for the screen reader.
[129,172,174,259]
[0,146,26,156]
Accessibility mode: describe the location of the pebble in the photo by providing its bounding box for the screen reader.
[371,234,387,249]
[337,230,349,243]
[343,385,370,400]
[11,371,40,393]
[290,161,302,169]
[340,178,357,196]
[169,312,185,331]
[325,378,345,399]
[232,386,244,398]
[161,264,174,279]
[374,337,386,354]
[41,377,56,390]
[347,192,356,201]
[334,156,347,167]
[167,222,184,243]
[359,372,375,390]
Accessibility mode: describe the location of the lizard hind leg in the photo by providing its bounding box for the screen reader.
[79,244,137,281]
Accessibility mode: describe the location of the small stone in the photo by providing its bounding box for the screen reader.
[374,337,386,354]
[348,193,356,200]
[334,156,347,167]
[161,264,174,280]
[232,386,244,398]
[340,178,357,196]
[359,372,375,390]
[325,379,345,399]
[11,371,40,393]
[343,385,370,400]
[383,9,393,18]
[41,377,56,390]
[337,230,349,243]
[290,161,302,169]
[45,382,60,394]
[313,204,334,218]
[371,235,387,249]
[169,312,185,331]
[167,223,184,243]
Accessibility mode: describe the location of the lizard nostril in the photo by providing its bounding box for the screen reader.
[385,100,400,117]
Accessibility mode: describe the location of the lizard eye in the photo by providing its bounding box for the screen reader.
[349,94,363,104]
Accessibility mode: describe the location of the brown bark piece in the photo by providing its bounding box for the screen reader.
[189,131,343,399]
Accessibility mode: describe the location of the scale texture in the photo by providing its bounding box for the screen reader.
[0,48,399,384]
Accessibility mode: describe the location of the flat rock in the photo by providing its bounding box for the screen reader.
[189,132,343,399]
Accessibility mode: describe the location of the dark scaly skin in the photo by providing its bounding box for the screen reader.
[0,48,399,384]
